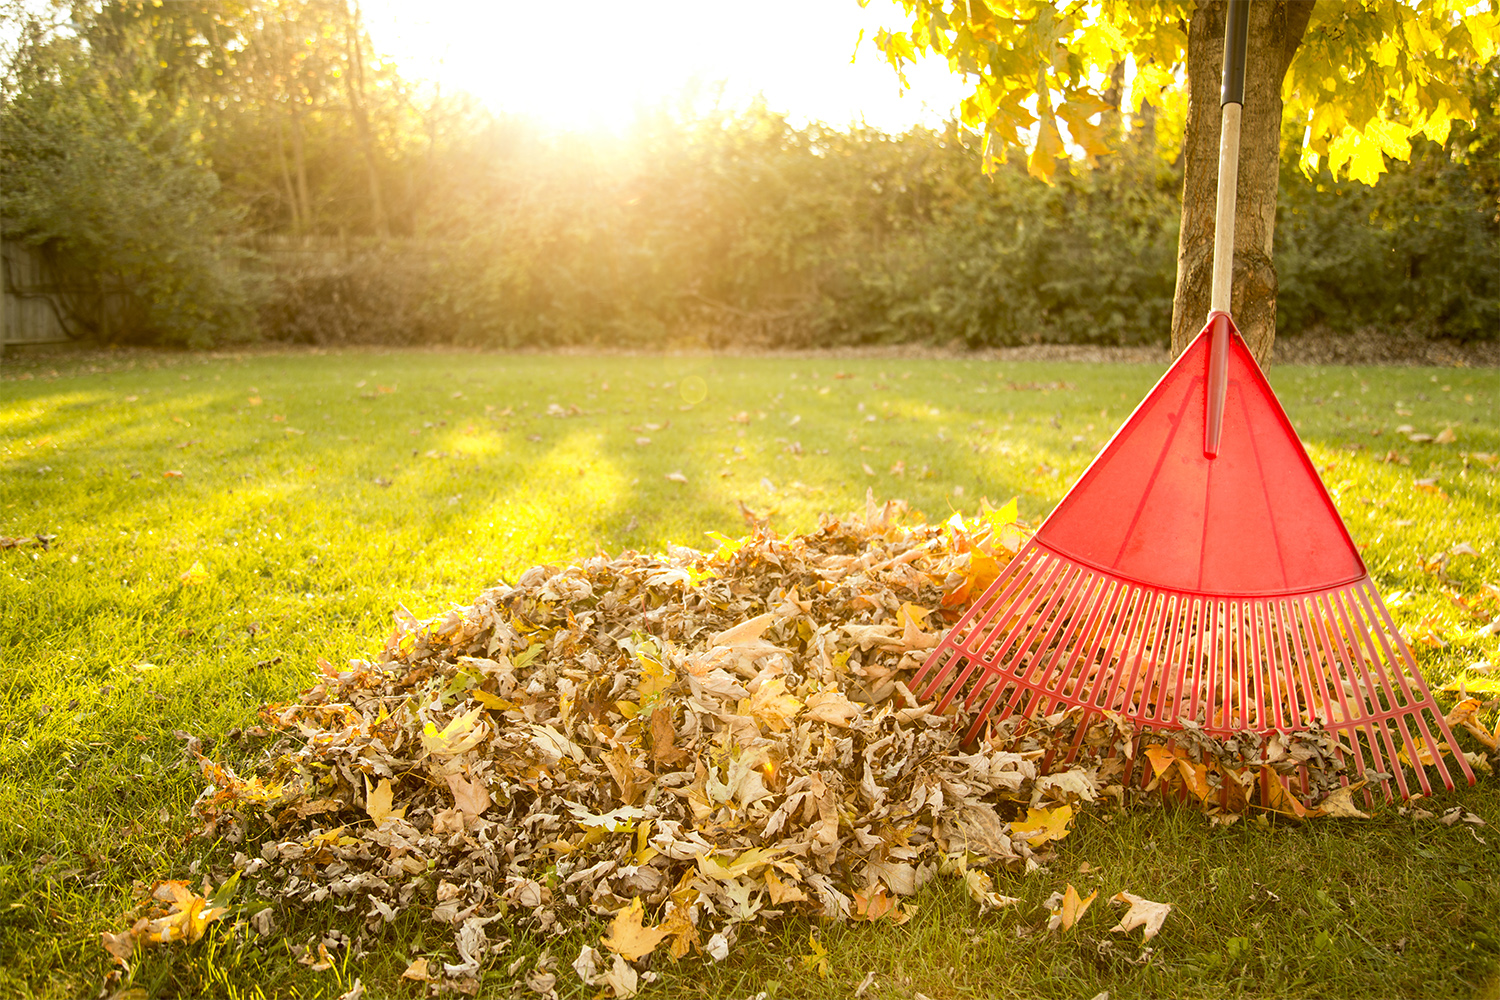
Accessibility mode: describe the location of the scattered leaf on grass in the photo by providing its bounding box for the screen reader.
[1045,884,1097,933]
[802,933,830,978]
[1109,891,1172,941]
[1312,782,1371,819]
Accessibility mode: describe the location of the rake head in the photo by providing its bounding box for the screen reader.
[914,319,1475,804]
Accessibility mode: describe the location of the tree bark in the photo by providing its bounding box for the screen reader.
[1170,1,1313,364]
[275,116,302,232]
[343,0,389,240]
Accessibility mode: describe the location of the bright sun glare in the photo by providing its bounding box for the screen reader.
[359,0,970,134]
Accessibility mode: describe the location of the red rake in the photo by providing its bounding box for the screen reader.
[913,1,1473,804]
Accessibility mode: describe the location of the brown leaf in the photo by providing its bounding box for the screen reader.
[765,869,808,904]
[602,745,648,805]
[100,929,135,967]
[445,774,490,817]
[661,896,700,960]
[1313,782,1371,819]
[650,705,689,767]
[804,687,859,728]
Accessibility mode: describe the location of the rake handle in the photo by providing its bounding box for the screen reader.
[1205,0,1250,460]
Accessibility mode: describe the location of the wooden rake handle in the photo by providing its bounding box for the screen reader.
[1205,0,1250,460]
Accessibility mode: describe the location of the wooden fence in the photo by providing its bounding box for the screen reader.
[0,233,434,354]
[1,237,75,352]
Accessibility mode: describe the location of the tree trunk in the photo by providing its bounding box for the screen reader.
[1170,1,1313,364]
[275,116,302,232]
[343,0,389,240]
[289,101,312,230]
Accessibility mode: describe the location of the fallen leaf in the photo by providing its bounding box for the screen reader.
[665,471,688,484]
[650,705,690,766]
[571,944,604,987]
[804,686,859,727]
[446,774,490,817]
[765,869,808,904]
[179,561,209,586]
[1313,782,1371,819]
[603,954,637,997]
[963,868,1022,912]
[100,930,135,967]
[801,932,829,978]
[364,777,405,827]
[1045,884,1097,933]
[745,677,804,732]
[401,957,431,981]
[1010,803,1074,845]
[600,897,669,961]
[1109,891,1172,941]
[421,704,487,756]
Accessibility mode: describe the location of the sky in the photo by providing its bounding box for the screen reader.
[358,0,973,134]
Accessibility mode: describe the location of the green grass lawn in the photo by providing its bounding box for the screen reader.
[2,347,1497,1000]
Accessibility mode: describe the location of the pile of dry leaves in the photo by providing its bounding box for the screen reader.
[103,495,1491,995]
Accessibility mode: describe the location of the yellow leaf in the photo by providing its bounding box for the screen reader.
[139,881,230,945]
[898,602,930,628]
[401,957,432,981]
[471,689,514,711]
[981,495,1020,531]
[1046,883,1097,933]
[965,549,1003,597]
[1029,109,1066,183]
[698,846,781,881]
[1109,891,1172,941]
[1258,768,1309,820]
[707,530,748,562]
[637,652,675,700]
[801,932,829,978]
[178,561,209,585]
[364,777,405,827]
[600,897,669,961]
[1010,803,1074,845]
[765,869,808,904]
[1144,743,1179,779]
[745,677,804,733]
[660,899,699,960]
[421,703,486,756]
[1347,143,1386,186]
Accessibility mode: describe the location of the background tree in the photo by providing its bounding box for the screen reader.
[866,0,1499,362]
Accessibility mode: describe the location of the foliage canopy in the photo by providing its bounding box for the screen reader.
[867,0,1500,185]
